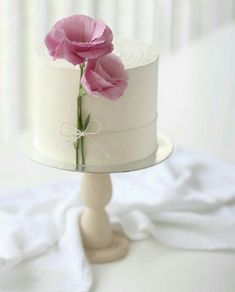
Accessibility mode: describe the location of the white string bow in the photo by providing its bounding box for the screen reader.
[59,119,110,158]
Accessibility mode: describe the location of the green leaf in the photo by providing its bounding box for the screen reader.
[79,87,86,97]
[73,141,80,150]
[83,113,91,131]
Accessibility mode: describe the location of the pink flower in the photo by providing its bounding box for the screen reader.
[45,15,113,65]
[81,54,128,101]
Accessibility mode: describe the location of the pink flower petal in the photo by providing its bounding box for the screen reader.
[44,15,113,65]
[82,69,113,92]
[82,54,128,100]
[101,80,128,100]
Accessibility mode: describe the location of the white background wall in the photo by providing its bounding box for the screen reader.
[0,0,235,161]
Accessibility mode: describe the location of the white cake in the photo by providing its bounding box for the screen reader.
[32,39,158,167]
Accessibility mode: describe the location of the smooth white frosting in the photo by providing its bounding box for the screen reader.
[32,39,159,166]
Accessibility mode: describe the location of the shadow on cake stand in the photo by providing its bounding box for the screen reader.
[21,131,173,263]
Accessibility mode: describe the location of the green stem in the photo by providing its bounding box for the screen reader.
[76,96,80,168]
[76,63,85,168]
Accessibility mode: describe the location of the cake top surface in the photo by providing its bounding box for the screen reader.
[113,39,158,69]
[37,38,158,70]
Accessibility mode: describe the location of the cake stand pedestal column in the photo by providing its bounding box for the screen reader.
[79,173,129,263]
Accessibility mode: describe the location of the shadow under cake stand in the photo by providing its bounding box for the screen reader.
[21,131,173,263]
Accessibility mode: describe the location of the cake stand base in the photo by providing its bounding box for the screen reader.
[79,173,129,264]
[84,231,129,263]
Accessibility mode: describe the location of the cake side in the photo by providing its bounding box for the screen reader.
[32,39,158,166]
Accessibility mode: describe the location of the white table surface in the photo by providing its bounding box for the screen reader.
[1,145,235,292]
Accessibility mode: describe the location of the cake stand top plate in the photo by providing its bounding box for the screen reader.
[21,131,173,173]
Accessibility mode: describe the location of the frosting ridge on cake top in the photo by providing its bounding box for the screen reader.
[35,38,158,70]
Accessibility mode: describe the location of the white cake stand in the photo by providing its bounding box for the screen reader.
[21,131,173,263]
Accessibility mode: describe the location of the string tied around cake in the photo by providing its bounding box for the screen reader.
[59,119,110,158]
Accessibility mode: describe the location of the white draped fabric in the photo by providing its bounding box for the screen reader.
[0,0,235,142]
[0,147,235,291]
